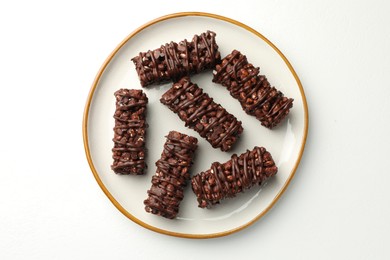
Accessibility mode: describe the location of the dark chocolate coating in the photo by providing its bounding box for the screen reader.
[160,76,243,152]
[213,50,294,129]
[132,31,221,87]
[144,131,198,219]
[191,146,278,208]
[111,89,148,175]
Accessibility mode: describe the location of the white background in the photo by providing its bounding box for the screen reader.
[1,0,389,259]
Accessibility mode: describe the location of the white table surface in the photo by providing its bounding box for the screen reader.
[1,1,389,259]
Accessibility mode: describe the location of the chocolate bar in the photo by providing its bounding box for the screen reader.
[213,50,294,129]
[111,89,148,175]
[132,31,221,87]
[191,146,278,208]
[144,131,198,219]
[160,77,243,152]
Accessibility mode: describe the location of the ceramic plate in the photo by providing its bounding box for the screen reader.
[83,12,308,238]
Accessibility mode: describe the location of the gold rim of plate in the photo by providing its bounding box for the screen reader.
[82,12,309,239]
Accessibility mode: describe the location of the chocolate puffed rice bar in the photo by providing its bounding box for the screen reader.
[191,146,278,208]
[144,131,198,219]
[213,50,293,129]
[132,31,221,87]
[111,89,148,175]
[160,76,243,152]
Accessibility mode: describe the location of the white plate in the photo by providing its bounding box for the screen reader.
[83,12,308,238]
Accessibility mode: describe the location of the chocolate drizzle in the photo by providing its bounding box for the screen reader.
[191,146,278,208]
[160,77,243,152]
[111,89,148,175]
[132,31,221,87]
[213,50,294,129]
[144,131,198,219]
